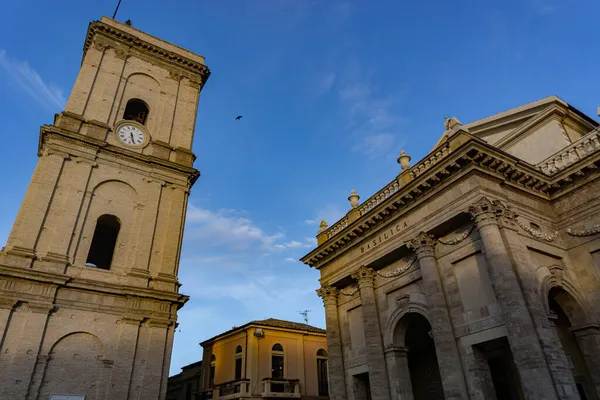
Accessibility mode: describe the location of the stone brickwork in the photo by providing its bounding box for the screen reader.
[302,96,600,399]
[0,16,209,400]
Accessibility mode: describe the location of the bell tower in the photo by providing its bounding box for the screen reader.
[0,17,209,400]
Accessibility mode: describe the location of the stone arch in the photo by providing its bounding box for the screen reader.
[389,312,445,400]
[115,72,161,129]
[38,332,105,399]
[540,266,592,325]
[384,293,429,347]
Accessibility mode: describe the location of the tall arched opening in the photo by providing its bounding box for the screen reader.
[549,287,598,399]
[394,312,444,400]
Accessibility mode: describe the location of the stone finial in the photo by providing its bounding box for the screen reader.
[348,190,360,208]
[444,116,462,131]
[318,219,328,233]
[397,150,411,170]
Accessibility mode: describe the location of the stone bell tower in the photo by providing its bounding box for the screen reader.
[0,17,209,400]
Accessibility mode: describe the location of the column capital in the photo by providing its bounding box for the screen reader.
[316,284,339,306]
[468,196,498,228]
[406,232,436,259]
[351,265,375,288]
[469,196,518,230]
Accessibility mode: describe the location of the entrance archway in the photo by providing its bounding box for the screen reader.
[394,312,444,400]
[548,287,598,399]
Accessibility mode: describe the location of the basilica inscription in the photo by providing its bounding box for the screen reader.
[360,221,409,254]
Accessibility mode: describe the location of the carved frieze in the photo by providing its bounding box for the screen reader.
[340,285,359,297]
[453,314,505,337]
[516,219,558,242]
[437,226,474,245]
[566,225,600,237]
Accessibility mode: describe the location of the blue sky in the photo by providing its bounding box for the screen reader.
[0,0,599,375]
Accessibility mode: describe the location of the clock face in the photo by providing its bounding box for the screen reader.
[117,124,146,146]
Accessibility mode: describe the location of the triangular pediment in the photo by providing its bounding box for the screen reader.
[433,96,598,165]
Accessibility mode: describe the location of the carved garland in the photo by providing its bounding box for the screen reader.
[375,257,417,278]
[340,285,359,297]
[437,226,474,245]
[566,225,600,237]
[515,219,558,242]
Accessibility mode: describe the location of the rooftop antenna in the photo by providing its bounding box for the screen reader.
[112,0,122,19]
[297,310,311,324]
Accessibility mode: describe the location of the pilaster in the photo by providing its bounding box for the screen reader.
[406,232,469,400]
[106,317,142,399]
[351,266,391,400]
[571,324,600,396]
[384,345,413,400]
[316,285,347,400]
[469,197,558,400]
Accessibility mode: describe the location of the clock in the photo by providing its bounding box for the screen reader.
[116,123,148,147]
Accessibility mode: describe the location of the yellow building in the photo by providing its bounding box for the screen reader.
[199,318,329,400]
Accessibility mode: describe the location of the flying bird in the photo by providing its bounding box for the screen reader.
[235,116,243,120]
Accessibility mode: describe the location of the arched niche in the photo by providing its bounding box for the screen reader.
[38,332,105,399]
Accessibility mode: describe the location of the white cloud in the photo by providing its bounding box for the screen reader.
[337,62,405,159]
[185,205,284,251]
[0,49,66,111]
[284,258,297,263]
[304,218,320,225]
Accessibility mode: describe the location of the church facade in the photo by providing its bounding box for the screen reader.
[0,17,209,399]
[302,96,600,400]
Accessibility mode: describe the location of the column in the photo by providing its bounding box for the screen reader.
[502,220,579,399]
[384,345,413,400]
[468,197,557,400]
[407,232,469,400]
[351,266,391,400]
[572,325,600,396]
[316,285,347,400]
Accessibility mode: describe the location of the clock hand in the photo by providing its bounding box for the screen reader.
[130,132,135,143]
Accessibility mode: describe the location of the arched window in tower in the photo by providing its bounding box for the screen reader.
[209,354,216,388]
[85,214,120,270]
[234,345,243,381]
[123,98,149,125]
[316,349,329,396]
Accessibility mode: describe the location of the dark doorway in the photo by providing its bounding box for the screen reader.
[405,314,444,400]
[353,373,372,400]
[478,337,524,400]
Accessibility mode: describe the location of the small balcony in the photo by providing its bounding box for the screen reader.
[261,378,300,398]
[211,379,251,400]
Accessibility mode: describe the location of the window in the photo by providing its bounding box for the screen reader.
[86,214,120,270]
[234,345,243,381]
[123,98,149,125]
[271,343,284,379]
[209,354,216,388]
[317,349,329,396]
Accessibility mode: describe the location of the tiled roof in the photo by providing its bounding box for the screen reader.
[251,318,326,334]
[200,318,326,346]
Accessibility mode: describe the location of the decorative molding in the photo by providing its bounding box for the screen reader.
[83,21,211,88]
[437,226,474,245]
[566,225,600,237]
[454,314,505,337]
[396,294,410,312]
[375,257,417,278]
[302,136,600,268]
[516,219,558,242]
